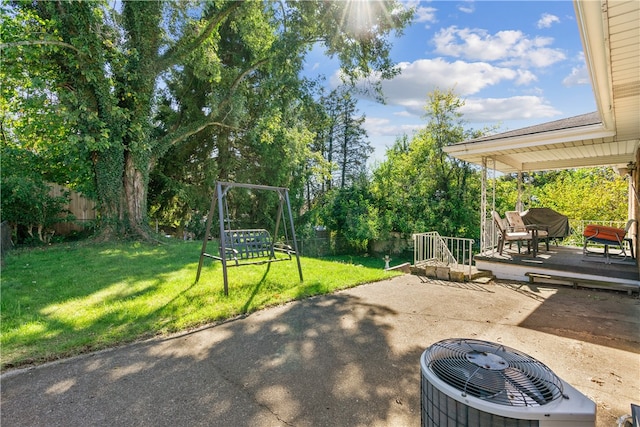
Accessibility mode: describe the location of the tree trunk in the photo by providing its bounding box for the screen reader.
[91,142,152,240]
[124,152,151,238]
[93,146,124,240]
[217,130,232,182]
[92,146,155,241]
[326,125,334,191]
[341,114,349,188]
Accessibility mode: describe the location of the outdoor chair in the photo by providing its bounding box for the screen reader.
[583,219,636,261]
[505,211,550,253]
[491,211,534,256]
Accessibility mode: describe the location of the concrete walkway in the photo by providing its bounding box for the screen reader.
[1,275,639,427]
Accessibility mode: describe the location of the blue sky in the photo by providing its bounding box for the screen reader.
[304,1,596,164]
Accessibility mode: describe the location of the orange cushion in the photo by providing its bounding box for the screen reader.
[583,224,625,242]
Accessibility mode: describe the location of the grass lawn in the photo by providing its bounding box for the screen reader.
[0,240,402,371]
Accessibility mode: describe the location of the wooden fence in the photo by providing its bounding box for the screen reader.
[49,184,96,234]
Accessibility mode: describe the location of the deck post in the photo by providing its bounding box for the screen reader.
[517,171,523,211]
[481,157,487,253]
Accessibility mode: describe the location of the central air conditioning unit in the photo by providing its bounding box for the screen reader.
[421,338,596,427]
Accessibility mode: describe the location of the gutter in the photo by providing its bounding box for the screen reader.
[443,123,615,156]
[573,0,615,131]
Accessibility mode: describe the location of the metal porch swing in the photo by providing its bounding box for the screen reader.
[195,181,303,295]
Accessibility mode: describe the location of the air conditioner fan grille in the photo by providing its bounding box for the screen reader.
[424,338,564,407]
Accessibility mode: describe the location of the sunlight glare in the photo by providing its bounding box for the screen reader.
[340,0,378,39]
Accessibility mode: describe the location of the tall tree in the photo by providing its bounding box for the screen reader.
[319,177,381,251]
[148,2,306,232]
[305,86,372,202]
[336,90,370,188]
[2,1,412,240]
[371,88,486,238]
[420,88,484,236]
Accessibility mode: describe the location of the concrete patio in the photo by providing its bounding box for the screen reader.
[1,274,638,426]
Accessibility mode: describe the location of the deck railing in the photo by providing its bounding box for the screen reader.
[413,232,474,275]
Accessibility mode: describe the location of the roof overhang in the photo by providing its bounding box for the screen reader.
[444,0,640,174]
[443,115,638,173]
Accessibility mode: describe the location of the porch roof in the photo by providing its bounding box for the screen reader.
[444,0,640,174]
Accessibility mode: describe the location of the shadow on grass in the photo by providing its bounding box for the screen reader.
[0,241,224,368]
[242,263,271,313]
[1,241,397,369]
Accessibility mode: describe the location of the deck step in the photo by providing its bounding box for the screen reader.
[469,269,494,281]
[411,263,494,283]
[525,272,639,294]
[471,275,495,284]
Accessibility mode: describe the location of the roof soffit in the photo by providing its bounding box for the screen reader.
[443,124,615,157]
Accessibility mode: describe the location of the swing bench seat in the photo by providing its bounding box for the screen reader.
[206,229,294,266]
[195,182,304,296]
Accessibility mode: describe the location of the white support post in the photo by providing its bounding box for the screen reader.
[517,171,523,211]
[481,157,487,253]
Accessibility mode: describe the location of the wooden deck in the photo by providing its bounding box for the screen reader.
[475,244,640,291]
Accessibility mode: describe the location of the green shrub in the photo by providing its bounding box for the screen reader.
[0,145,72,244]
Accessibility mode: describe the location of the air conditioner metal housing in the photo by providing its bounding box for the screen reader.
[421,338,596,427]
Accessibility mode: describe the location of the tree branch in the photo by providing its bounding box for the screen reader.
[157,1,243,70]
[0,40,81,54]
[160,55,269,151]
[153,118,241,165]
[215,57,270,113]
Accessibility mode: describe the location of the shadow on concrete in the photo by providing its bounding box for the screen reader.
[0,293,424,427]
[3,275,639,427]
[513,284,640,353]
[416,275,495,293]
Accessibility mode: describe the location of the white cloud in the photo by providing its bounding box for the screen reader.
[337,57,547,121]
[562,66,590,86]
[402,1,437,28]
[562,52,590,86]
[401,0,438,28]
[336,53,560,128]
[460,96,560,122]
[458,1,475,14]
[522,86,544,96]
[537,13,560,29]
[362,92,562,163]
[356,58,536,114]
[414,4,437,25]
[393,110,415,118]
[363,95,560,145]
[433,26,566,68]
[364,117,422,137]
[499,46,566,68]
[515,69,538,86]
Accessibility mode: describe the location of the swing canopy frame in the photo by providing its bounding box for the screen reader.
[195,182,303,295]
